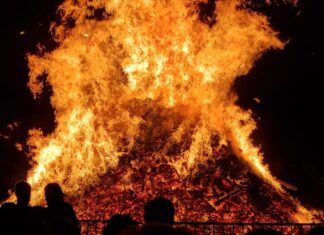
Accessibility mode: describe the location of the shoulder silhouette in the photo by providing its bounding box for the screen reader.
[245,229,283,235]
[45,183,79,234]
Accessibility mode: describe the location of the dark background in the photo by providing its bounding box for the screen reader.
[0,0,323,208]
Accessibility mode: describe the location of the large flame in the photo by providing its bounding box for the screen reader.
[23,0,319,222]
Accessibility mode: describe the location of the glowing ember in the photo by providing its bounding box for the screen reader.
[20,0,322,222]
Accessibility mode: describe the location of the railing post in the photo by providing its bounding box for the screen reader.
[86,221,89,235]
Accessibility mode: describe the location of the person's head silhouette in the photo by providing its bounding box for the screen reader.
[308,226,324,235]
[103,214,137,235]
[144,197,175,224]
[15,181,31,207]
[44,183,65,207]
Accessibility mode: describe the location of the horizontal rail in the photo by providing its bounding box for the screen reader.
[174,222,324,226]
[78,220,324,235]
[79,220,324,226]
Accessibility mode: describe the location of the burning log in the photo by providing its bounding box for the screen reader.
[277,179,298,191]
[214,187,245,205]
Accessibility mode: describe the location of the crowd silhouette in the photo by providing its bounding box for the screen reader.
[0,181,78,235]
[0,181,323,235]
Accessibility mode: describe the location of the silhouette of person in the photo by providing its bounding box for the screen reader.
[144,197,175,224]
[51,217,79,235]
[45,183,79,234]
[102,214,138,235]
[245,229,283,235]
[1,181,31,219]
[0,181,34,234]
[0,202,16,215]
[0,180,31,216]
[0,202,18,234]
[308,226,324,235]
[20,217,53,235]
[15,181,31,208]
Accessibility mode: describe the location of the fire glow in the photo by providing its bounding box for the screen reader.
[21,0,322,222]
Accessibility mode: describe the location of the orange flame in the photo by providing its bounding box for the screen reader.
[22,0,320,222]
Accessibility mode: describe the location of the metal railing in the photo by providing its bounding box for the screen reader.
[78,220,324,235]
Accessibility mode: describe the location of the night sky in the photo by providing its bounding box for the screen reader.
[0,0,323,209]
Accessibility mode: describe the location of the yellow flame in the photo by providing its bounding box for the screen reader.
[21,0,320,222]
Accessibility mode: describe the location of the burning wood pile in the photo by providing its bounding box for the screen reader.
[73,140,308,222]
[13,0,322,223]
